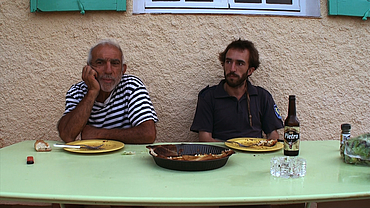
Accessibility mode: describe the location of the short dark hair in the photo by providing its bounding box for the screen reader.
[219,39,260,70]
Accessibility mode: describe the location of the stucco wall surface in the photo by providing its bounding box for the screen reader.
[0,0,369,147]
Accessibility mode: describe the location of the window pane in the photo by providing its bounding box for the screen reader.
[235,0,262,3]
[266,0,292,4]
[152,0,213,1]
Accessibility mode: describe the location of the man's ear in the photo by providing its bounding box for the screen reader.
[122,64,127,74]
[247,67,255,76]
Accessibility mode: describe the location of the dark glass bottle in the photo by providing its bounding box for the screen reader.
[340,123,351,147]
[284,95,300,156]
[340,123,351,158]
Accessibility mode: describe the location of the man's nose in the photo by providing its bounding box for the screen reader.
[104,62,112,73]
[230,62,237,72]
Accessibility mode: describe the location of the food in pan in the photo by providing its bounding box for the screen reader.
[146,144,235,161]
[147,144,178,158]
[168,150,234,161]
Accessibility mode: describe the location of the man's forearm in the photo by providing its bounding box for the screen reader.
[198,131,219,142]
[81,120,156,144]
[57,91,97,143]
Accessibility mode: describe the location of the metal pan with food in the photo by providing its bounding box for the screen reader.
[146,144,235,171]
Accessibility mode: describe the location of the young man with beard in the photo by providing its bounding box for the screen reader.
[58,39,158,144]
[190,39,283,142]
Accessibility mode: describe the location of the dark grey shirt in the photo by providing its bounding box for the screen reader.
[190,80,283,141]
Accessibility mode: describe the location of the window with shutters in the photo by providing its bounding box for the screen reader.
[328,0,370,20]
[30,0,126,13]
[133,0,320,17]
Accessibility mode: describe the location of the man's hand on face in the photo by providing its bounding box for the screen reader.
[82,65,100,95]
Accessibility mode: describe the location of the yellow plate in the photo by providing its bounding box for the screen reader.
[64,140,124,153]
[225,138,283,152]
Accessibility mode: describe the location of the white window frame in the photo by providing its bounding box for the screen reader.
[144,0,228,8]
[133,0,321,17]
[229,0,300,11]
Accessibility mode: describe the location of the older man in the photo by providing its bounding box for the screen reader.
[58,39,158,144]
[191,39,283,142]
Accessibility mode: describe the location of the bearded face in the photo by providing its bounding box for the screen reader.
[224,70,250,88]
[222,48,253,89]
[98,72,122,92]
[91,44,125,93]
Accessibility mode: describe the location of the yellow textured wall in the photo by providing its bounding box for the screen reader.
[1,0,369,147]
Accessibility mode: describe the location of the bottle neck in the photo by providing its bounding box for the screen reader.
[288,98,296,116]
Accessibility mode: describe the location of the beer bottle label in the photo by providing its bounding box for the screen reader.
[284,126,300,151]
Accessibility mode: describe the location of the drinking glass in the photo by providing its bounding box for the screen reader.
[270,156,306,178]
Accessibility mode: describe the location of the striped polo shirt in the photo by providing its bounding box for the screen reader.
[63,74,158,129]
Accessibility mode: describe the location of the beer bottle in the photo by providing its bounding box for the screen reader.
[284,95,300,156]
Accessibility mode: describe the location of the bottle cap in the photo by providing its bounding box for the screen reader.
[341,123,351,130]
[289,95,296,99]
[27,156,34,164]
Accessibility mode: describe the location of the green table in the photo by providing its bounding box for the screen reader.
[0,140,369,206]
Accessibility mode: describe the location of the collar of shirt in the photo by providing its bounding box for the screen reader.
[214,79,258,99]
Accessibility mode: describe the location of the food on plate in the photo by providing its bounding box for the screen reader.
[146,144,234,161]
[34,139,52,152]
[256,139,278,147]
[227,138,278,148]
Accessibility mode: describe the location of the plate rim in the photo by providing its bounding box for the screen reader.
[64,140,124,153]
[225,137,283,152]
